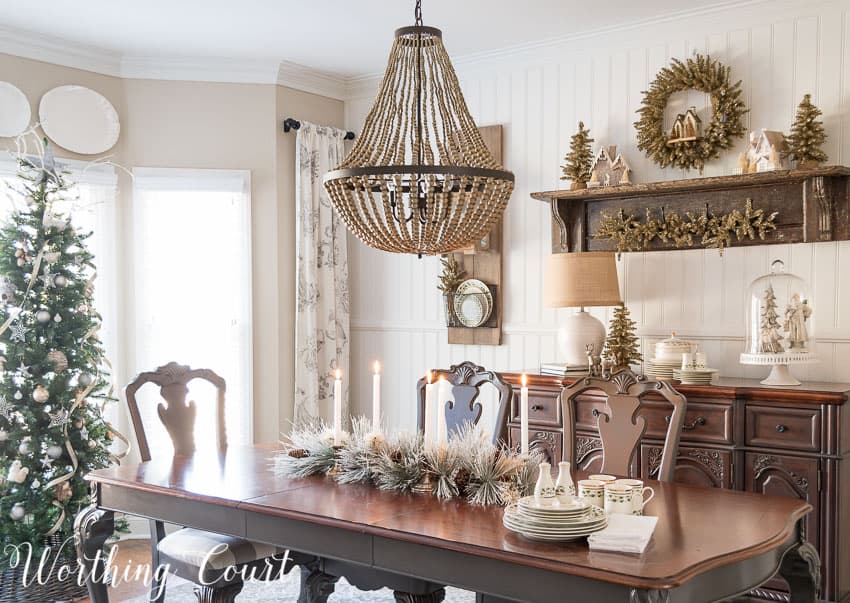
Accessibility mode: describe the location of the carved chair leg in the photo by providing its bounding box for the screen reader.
[74,503,115,603]
[298,560,340,603]
[394,588,446,603]
[779,539,821,603]
[193,581,244,603]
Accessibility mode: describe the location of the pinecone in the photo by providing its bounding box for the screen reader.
[455,468,471,495]
[391,449,403,464]
[288,449,308,458]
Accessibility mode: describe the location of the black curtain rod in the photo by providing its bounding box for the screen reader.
[283,118,355,140]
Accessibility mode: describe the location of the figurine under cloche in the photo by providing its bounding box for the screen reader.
[740,259,817,385]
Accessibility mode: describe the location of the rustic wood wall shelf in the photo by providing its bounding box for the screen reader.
[531,166,850,253]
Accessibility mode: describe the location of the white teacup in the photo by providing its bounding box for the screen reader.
[588,474,617,484]
[615,478,655,514]
[577,479,605,508]
[604,483,634,515]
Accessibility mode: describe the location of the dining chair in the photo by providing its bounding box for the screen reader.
[561,367,688,482]
[315,361,513,603]
[125,361,297,603]
[416,361,514,445]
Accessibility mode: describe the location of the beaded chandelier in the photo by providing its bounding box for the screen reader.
[323,1,514,256]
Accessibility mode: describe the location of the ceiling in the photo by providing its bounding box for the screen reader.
[0,0,746,79]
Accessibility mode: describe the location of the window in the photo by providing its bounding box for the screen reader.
[131,168,253,452]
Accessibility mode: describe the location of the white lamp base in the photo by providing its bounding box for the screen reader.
[557,310,606,366]
[760,364,801,386]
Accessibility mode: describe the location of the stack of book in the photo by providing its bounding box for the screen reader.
[540,362,590,377]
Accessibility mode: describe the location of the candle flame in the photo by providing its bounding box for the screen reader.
[426,370,432,384]
[438,375,446,382]
[374,361,380,374]
[335,369,342,380]
[521,373,528,387]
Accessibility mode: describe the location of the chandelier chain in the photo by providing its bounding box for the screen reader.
[415,0,423,26]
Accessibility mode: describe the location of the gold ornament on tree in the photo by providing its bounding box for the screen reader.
[786,94,828,168]
[560,122,594,189]
[635,54,747,171]
[603,305,643,370]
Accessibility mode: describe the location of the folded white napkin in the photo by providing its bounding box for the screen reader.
[587,514,658,554]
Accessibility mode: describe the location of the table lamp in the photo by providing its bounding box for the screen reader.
[543,251,622,366]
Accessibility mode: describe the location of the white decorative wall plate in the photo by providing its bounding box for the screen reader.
[0,82,31,138]
[39,85,120,154]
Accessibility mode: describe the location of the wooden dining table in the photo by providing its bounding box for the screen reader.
[74,444,819,603]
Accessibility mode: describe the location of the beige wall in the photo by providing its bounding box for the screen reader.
[0,52,344,442]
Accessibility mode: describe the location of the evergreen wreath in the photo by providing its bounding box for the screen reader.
[635,54,747,172]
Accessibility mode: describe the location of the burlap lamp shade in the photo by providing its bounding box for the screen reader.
[543,252,622,366]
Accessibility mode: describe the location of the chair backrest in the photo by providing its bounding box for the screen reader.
[561,368,687,482]
[416,361,513,446]
[125,361,227,462]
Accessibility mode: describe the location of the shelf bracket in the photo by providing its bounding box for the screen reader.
[550,199,569,251]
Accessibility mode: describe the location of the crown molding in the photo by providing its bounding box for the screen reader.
[0,24,121,77]
[276,61,349,100]
[0,0,841,101]
[121,55,280,85]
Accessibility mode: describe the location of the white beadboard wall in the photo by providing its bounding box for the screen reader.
[345,0,850,433]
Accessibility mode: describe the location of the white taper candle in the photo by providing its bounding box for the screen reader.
[437,376,448,445]
[424,371,435,446]
[520,373,530,455]
[372,361,382,431]
[333,369,343,446]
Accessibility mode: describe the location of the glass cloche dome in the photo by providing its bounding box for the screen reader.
[740,259,817,385]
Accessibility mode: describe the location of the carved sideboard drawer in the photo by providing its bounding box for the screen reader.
[745,404,822,452]
[510,387,560,426]
[640,400,734,445]
[510,426,562,465]
[573,393,608,431]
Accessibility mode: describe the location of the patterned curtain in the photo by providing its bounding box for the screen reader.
[294,123,349,426]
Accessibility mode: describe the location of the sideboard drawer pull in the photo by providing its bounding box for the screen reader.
[531,404,544,412]
[776,424,788,433]
[665,415,706,430]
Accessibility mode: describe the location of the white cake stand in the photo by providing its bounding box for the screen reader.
[739,351,819,386]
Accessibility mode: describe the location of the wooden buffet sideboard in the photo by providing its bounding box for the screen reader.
[502,373,850,603]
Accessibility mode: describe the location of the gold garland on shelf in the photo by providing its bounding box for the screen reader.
[594,199,777,256]
[635,54,747,172]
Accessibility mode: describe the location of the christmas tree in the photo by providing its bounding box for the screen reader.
[0,145,118,559]
[786,94,828,167]
[758,284,785,353]
[603,305,643,370]
[561,122,594,189]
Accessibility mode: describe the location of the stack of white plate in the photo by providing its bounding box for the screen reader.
[645,357,681,380]
[503,495,608,542]
[672,367,718,385]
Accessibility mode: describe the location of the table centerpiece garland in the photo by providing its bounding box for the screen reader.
[275,417,542,506]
